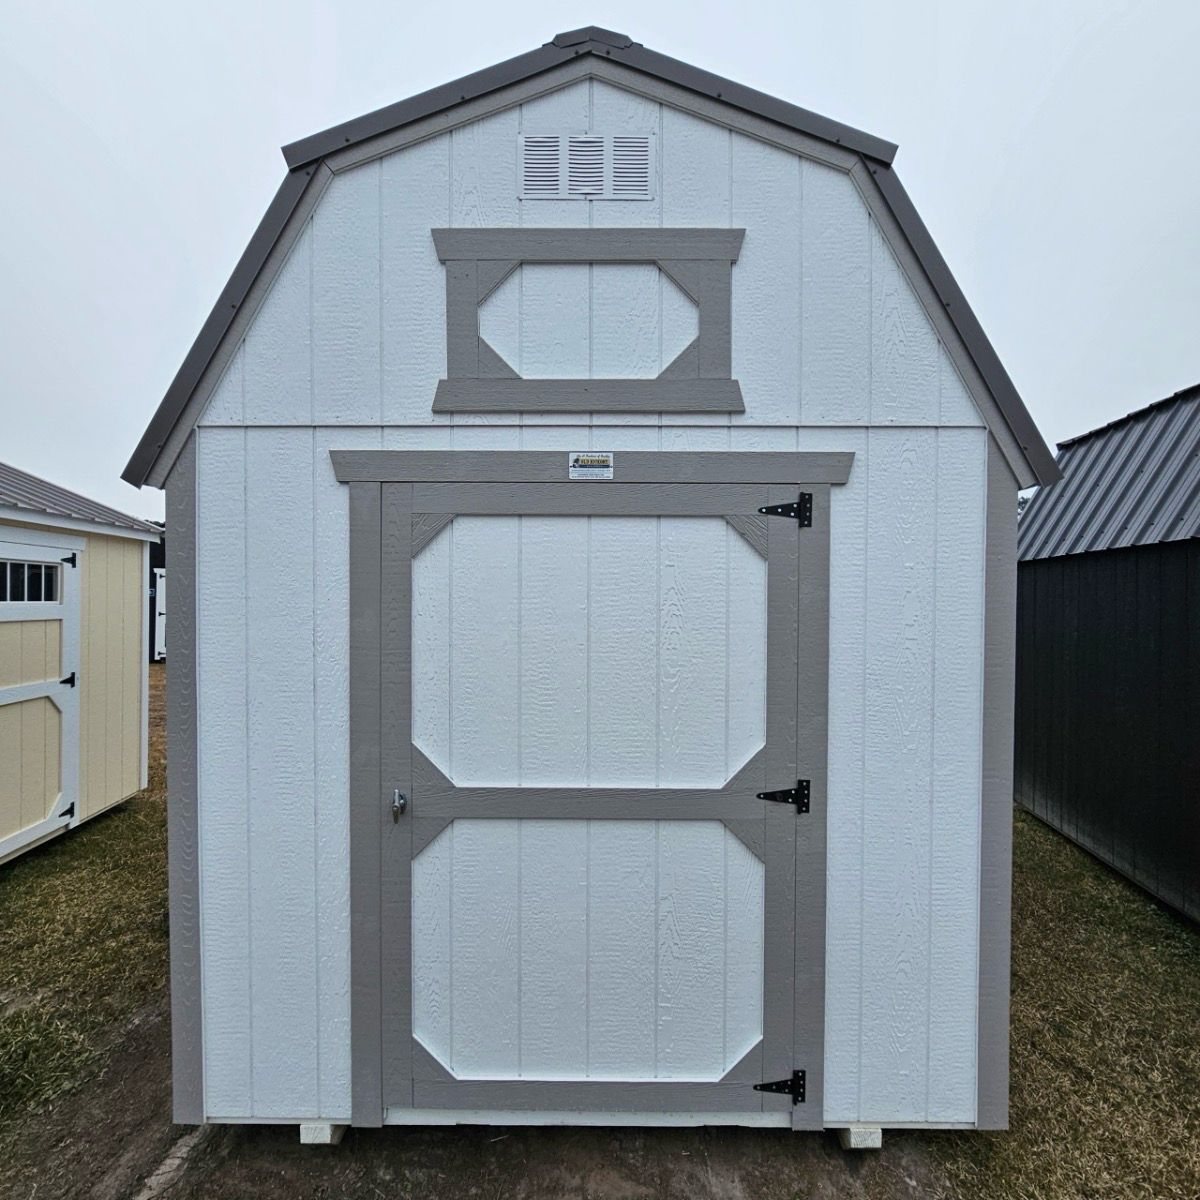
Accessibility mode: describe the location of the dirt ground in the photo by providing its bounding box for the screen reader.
[1,664,1197,1199]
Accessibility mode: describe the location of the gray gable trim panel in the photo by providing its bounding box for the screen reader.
[123,28,1058,491]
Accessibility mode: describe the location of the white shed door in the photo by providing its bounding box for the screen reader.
[354,468,826,1124]
[0,536,81,862]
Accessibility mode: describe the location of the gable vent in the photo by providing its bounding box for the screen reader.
[519,134,654,200]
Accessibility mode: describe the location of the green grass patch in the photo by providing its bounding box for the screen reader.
[0,666,167,1132]
[931,810,1200,1199]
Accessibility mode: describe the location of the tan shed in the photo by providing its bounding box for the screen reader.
[0,461,159,864]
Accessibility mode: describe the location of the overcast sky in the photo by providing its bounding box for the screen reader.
[1,0,1195,518]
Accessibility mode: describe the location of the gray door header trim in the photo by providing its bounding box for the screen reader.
[330,449,855,485]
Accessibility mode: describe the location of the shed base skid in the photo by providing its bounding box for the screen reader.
[837,1126,883,1150]
[299,1123,346,1145]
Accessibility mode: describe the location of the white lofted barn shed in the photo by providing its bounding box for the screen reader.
[124,28,1059,1140]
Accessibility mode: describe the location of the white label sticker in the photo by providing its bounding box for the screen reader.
[568,451,614,480]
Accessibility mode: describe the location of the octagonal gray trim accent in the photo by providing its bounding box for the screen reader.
[433,227,744,415]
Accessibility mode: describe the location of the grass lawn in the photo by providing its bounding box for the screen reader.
[0,664,1197,1197]
[0,663,168,1129]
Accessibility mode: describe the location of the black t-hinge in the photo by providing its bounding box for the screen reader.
[758,493,812,526]
[60,672,76,688]
[754,1070,806,1104]
[61,553,77,567]
[757,780,810,813]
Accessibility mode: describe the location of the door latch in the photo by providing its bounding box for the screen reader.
[391,789,408,822]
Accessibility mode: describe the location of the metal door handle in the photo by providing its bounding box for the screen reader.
[392,789,408,821]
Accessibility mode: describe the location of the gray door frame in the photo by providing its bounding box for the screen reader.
[336,450,851,1129]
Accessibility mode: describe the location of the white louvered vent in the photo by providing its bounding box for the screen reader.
[519,134,654,200]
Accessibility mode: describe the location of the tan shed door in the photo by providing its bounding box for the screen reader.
[0,534,80,863]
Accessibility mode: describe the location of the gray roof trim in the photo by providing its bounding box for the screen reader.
[0,460,160,534]
[865,163,1060,487]
[123,27,1058,490]
[1019,385,1200,560]
[281,28,898,170]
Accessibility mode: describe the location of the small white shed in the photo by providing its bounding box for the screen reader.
[124,28,1058,1139]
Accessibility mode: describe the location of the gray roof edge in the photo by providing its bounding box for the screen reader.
[0,461,160,534]
[281,29,898,171]
[867,163,1060,487]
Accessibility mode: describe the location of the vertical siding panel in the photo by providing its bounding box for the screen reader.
[449,517,519,784]
[313,426,381,1117]
[801,164,870,423]
[870,223,940,425]
[731,135,800,424]
[656,822,725,1078]
[412,820,452,1063]
[588,517,658,784]
[519,516,589,785]
[724,831,766,1064]
[938,350,982,426]
[123,540,142,796]
[243,226,312,424]
[658,518,727,786]
[79,540,95,817]
[928,427,986,1120]
[449,820,520,1075]
[105,538,123,803]
[452,106,520,427]
[726,523,767,778]
[200,344,245,425]
[519,820,589,1076]
[660,107,730,428]
[412,513,452,773]
[861,427,936,1118]
[587,821,657,1076]
[382,136,450,425]
[196,427,253,1115]
[798,426,867,1123]
[312,166,381,423]
[245,427,318,1114]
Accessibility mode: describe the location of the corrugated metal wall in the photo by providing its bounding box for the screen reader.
[1015,540,1199,922]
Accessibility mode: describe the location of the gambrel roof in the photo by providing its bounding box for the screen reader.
[1019,384,1200,560]
[124,26,1059,489]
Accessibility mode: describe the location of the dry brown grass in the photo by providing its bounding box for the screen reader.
[0,663,167,1131]
[930,811,1200,1199]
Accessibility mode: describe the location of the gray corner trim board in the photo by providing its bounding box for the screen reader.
[978,437,1018,1129]
[123,27,1056,492]
[165,435,203,1124]
[331,450,854,485]
[342,451,839,1122]
[349,482,385,1126]
[435,227,743,416]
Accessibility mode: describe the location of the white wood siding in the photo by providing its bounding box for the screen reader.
[412,515,765,788]
[412,818,763,1080]
[194,421,987,1122]
[191,75,990,1125]
[196,79,984,435]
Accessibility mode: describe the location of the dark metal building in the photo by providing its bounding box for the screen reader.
[1016,385,1200,922]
